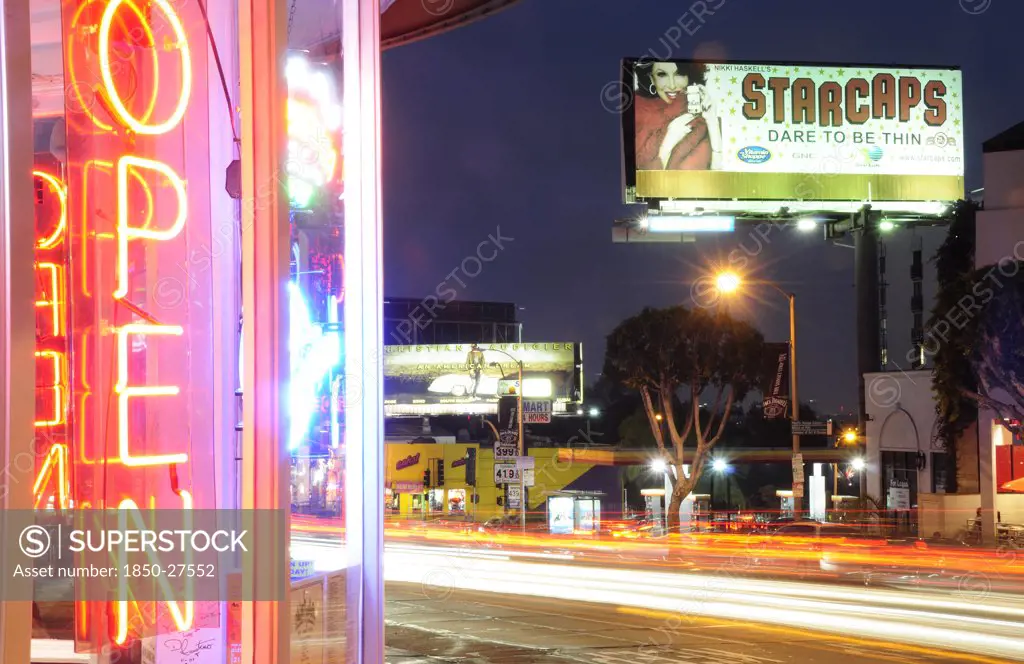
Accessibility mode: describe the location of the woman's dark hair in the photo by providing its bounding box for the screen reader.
[634,61,707,98]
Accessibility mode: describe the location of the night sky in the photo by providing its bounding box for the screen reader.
[380,0,1024,415]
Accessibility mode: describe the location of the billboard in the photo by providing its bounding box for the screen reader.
[621,59,963,205]
[383,343,582,417]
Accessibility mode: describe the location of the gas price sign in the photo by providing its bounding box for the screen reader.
[494,463,521,485]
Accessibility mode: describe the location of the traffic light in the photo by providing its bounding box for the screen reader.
[435,459,445,486]
[423,469,431,488]
[465,449,477,486]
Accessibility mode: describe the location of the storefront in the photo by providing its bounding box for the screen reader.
[1,1,521,662]
[382,443,607,524]
[385,443,481,519]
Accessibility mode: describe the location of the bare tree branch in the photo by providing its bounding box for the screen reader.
[640,386,666,453]
[707,387,736,447]
[960,388,1024,429]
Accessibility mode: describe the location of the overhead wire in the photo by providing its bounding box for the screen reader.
[196,0,240,150]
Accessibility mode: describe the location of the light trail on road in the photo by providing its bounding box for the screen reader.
[292,535,1024,661]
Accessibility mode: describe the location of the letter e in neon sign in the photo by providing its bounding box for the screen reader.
[115,323,187,466]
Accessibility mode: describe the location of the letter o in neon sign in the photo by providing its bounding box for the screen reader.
[98,0,192,135]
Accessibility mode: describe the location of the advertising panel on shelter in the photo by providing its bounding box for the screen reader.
[383,343,582,416]
[621,59,964,205]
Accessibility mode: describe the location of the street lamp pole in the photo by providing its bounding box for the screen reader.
[713,273,801,510]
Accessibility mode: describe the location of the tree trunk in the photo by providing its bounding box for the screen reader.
[666,468,694,532]
[667,488,684,531]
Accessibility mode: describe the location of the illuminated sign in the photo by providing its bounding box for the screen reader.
[383,343,582,417]
[395,454,421,471]
[33,167,71,512]
[285,54,342,210]
[621,59,964,207]
[61,0,218,647]
[288,283,341,450]
[646,215,735,233]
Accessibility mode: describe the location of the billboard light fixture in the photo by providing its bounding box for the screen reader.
[658,199,951,217]
[646,215,735,233]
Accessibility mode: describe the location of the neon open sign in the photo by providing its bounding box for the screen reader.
[61,0,216,647]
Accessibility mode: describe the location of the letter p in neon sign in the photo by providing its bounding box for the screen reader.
[114,156,188,300]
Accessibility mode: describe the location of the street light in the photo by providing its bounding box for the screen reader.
[843,429,858,444]
[713,271,801,505]
[710,458,729,513]
[651,458,667,474]
[715,271,741,294]
[852,457,866,471]
[485,348,525,530]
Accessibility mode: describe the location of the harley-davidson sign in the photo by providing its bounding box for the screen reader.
[763,343,790,420]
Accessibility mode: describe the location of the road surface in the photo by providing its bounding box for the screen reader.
[386,582,1011,663]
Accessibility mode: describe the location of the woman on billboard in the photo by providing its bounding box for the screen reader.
[634,61,723,170]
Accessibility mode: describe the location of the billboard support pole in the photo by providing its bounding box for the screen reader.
[855,209,881,504]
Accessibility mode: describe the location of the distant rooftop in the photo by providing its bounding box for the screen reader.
[983,119,1024,154]
[383,297,521,345]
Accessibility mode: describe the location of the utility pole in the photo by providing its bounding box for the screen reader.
[516,359,525,531]
[788,291,801,512]
[487,348,526,530]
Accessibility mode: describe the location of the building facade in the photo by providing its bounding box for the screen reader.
[975,120,1024,543]
[384,297,522,346]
